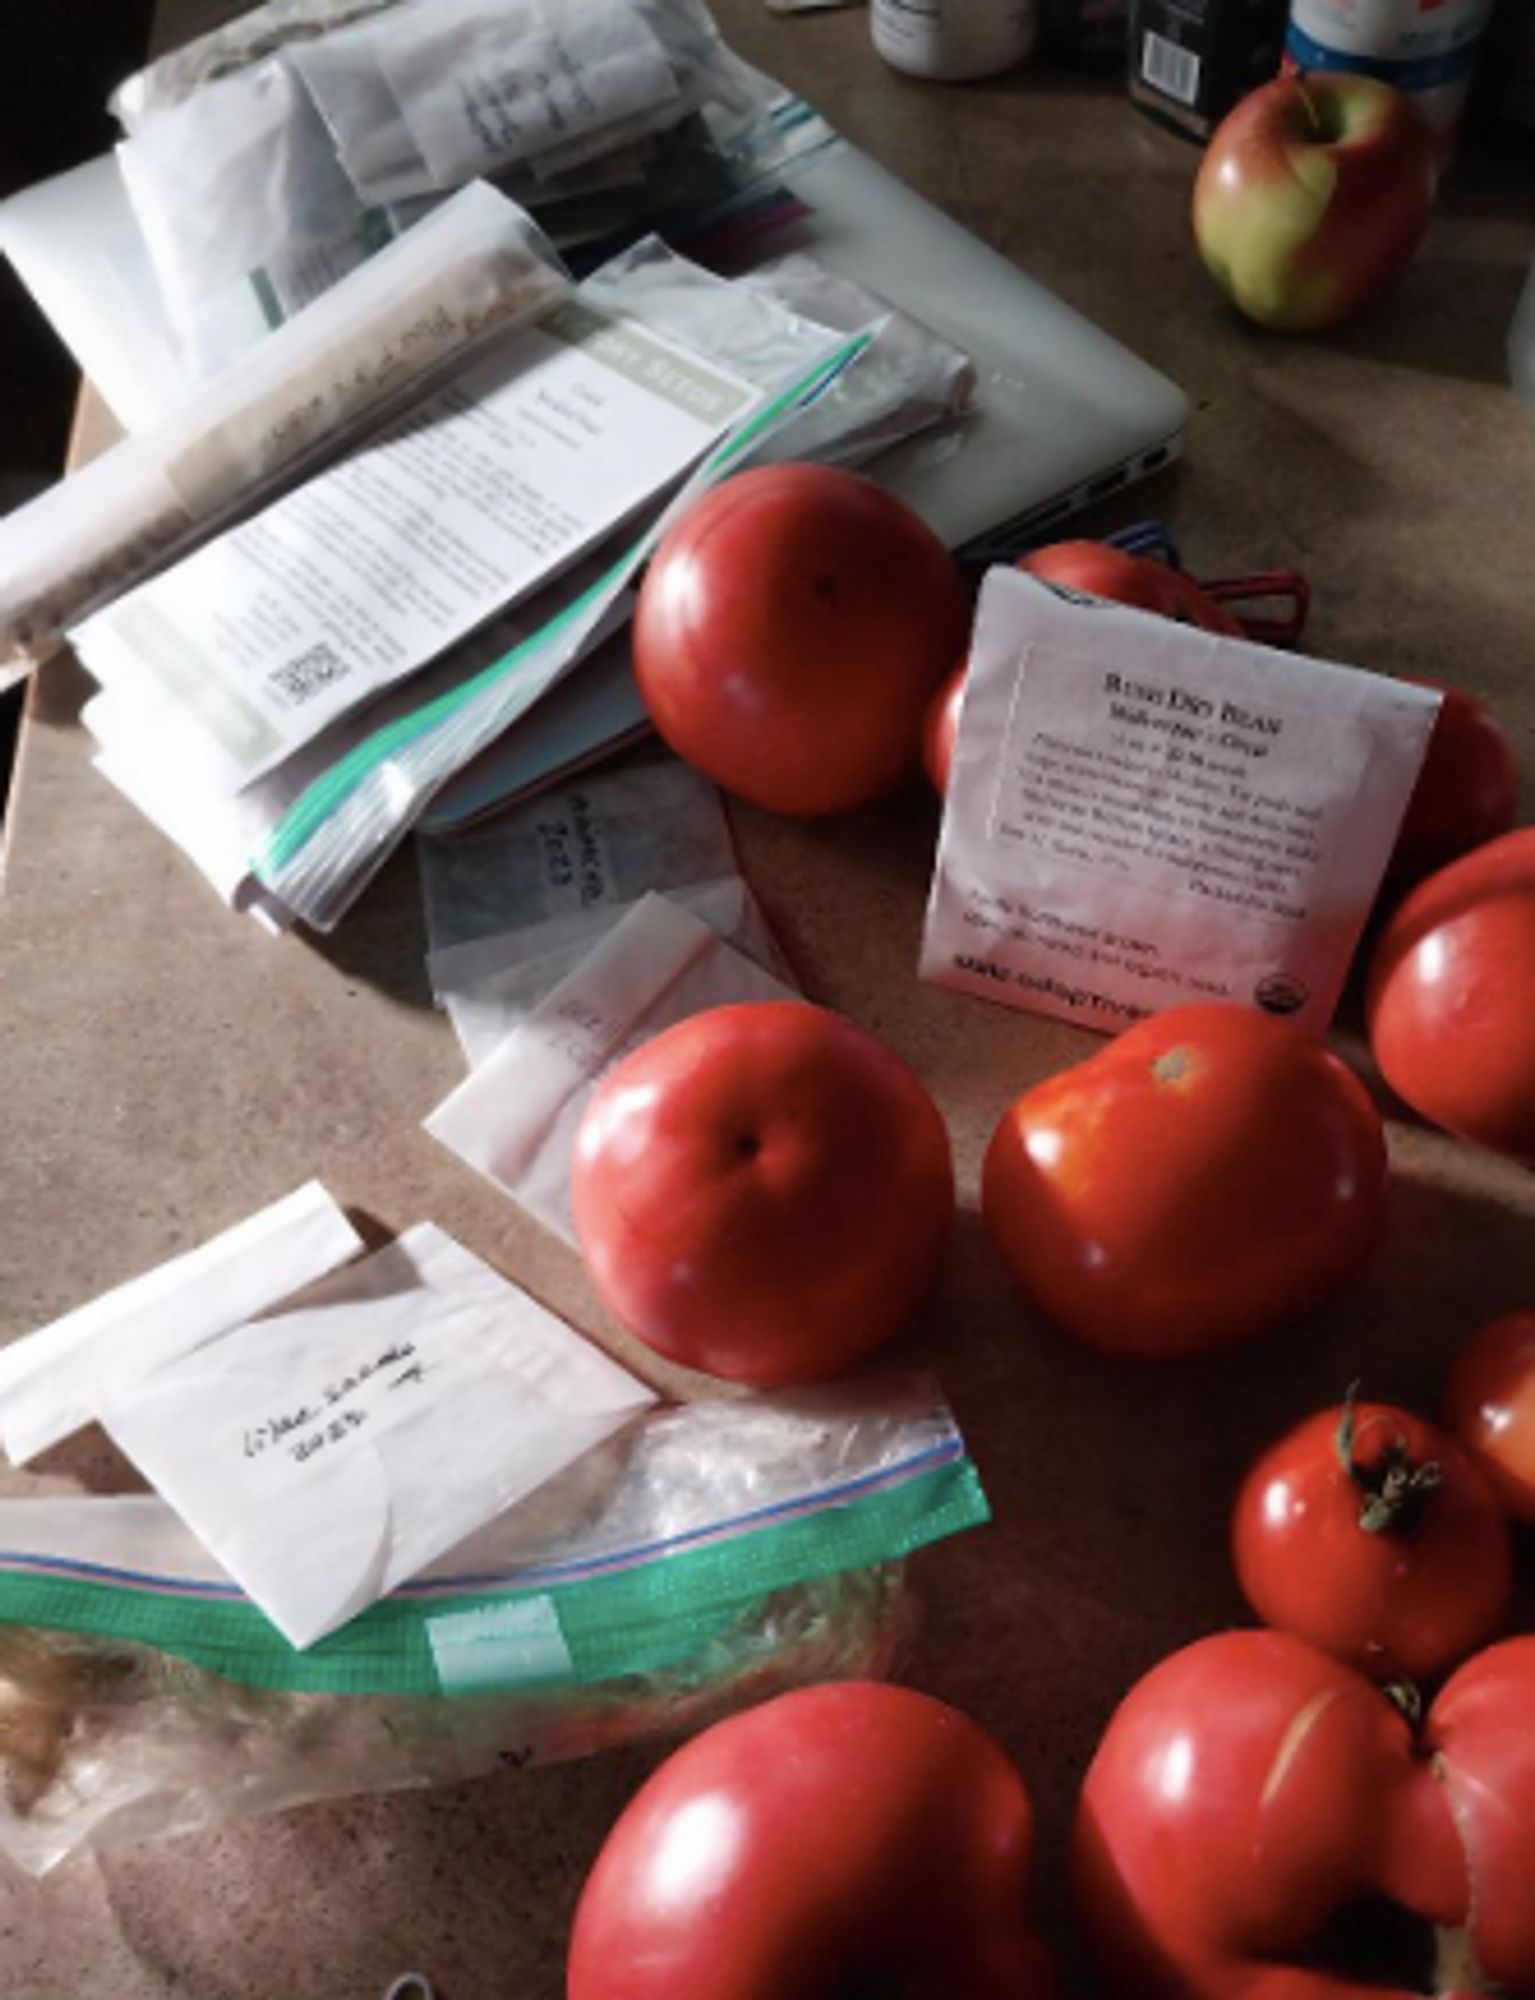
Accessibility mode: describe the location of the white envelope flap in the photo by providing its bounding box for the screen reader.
[95,1224,655,1648]
[0,1181,363,1466]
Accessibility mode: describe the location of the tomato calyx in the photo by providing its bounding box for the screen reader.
[1383,1678,1425,1732]
[1336,1385,1444,1536]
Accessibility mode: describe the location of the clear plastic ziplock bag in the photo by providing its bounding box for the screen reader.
[356,0,694,195]
[116,57,381,377]
[114,0,787,377]
[741,253,975,471]
[0,1377,986,1874]
[248,316,872,929]
[111,1,408,130]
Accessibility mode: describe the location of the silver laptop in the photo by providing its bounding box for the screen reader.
[771,133,1187,552]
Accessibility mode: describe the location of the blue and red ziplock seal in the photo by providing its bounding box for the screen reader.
[0,1426,988,1697]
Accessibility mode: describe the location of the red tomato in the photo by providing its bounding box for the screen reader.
[921,658,966,794]
[1444,1311,1535,1524]
[982,1004,1386,1358]
[921,542,1241,795]
[1018,541,1245,634]
[1387,682,1520,895]
[567,1682,1053,2000]
[1429,1636,1535,1993]
[633,465,969,815]
[1366,828,1535,1161]
[1232,1394,1512,1682]
[1075,1628,1535,2000]
[571,1001,954,1385]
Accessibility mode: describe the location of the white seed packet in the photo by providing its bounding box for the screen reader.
[288,28,434,208]
[97,1224,657,1649]
[0,1183,363,1467]
[418,754,737,957]
[117,57,378,377]
[922,570,1441,1037]
[440,876,794,1068]
[374,0,685,191]
[419,755,793,1064]
[426,892,801,1243]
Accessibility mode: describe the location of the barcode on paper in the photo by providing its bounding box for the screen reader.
[1141,30,1201,106]
[268,642,348,707]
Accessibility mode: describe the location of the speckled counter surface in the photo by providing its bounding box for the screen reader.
[4,7,1535,1996]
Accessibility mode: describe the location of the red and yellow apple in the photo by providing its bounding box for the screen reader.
[1193,72,1437,332]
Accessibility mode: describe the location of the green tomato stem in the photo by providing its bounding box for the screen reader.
[1334,1384,1443,1537]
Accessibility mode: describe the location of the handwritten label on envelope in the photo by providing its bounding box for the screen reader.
[98,1225,655,1648]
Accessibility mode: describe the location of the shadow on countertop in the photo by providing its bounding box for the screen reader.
[0,0,154,823]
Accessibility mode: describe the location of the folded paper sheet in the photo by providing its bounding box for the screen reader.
[922,570,1441,1035]
[426,892,801,1241]
[0,180,568,682]
[0,1182,363,1467]
[98,1224,656,1649]
[71,298,758,797]
[67,239,855,934]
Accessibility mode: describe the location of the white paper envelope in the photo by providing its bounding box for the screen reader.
[425,892,801,1242]
[96,1224,656,1648]
[419,752,738,966]
[436,875,795,1069]
[0,1181,363,1466]
[922,570,1441,1036]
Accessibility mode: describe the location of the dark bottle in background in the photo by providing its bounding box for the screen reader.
[1128,0,1287,141]
[1046,0,1129,61]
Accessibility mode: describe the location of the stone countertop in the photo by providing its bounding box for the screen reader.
[3,6,1535,1995]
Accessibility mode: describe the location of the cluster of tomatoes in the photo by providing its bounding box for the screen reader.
[1077,1339,1535,2000]
[567,1353,1535,2000]
[553,462,1535,1997]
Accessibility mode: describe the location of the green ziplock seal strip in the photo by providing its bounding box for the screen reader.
[0,1455,987,1699]
[251,330,873,888]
